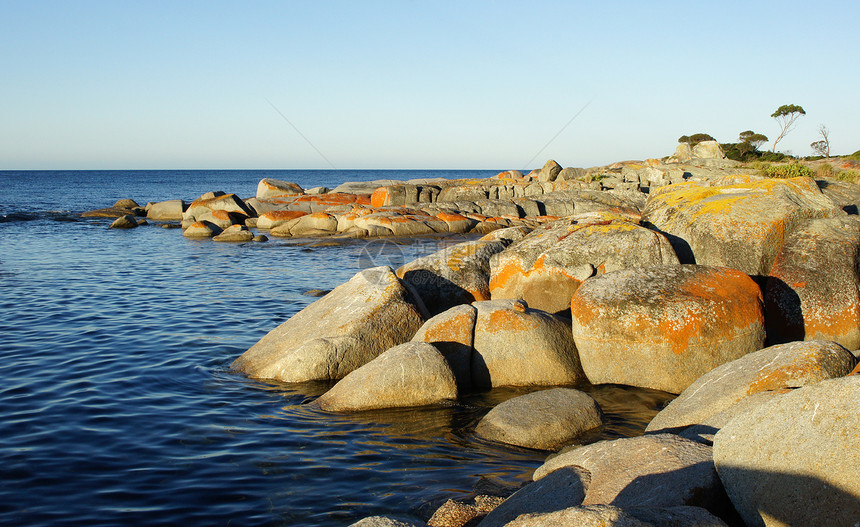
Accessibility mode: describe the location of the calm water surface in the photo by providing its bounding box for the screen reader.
[0,170,673,526]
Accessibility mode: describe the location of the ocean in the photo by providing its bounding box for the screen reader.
[0,170,672,526]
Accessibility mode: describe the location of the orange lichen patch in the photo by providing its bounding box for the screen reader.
[261,210,307,221]
[526,169,540,178]
[746,354,824,395]
[489,259,526,291]
[189,193,242,209]
[211,209,233,220]
[422,313,474,343]
[645,158,661,167]
[370,187,390,208]
[260,180,302,195]
[792,281,807,288]
[655,309,707,355]
[850,363,860,376]
[309,212,334,220]
[436,211,469,222]
[293,193,370,206]
[534,215,561,222]
[487,309,533,332]
[804,303,860,342]
[677,268,762,303]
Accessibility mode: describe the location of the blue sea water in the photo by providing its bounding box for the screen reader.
[0,170,673,526]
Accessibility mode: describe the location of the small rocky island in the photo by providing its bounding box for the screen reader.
[85,142,860,527]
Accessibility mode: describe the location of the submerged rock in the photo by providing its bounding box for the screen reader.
[232,266,425,383]
[182,220,222,238]
[476,388,603,450]
[213,224,254,242]
[109,214,138,229]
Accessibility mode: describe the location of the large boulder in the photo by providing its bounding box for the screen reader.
[534,434,731,516]
[256,178,304,199]
[489,213,678,314]
[642,177,842,277]
[146,199,185,221]
[538,159,563,182]
[232,267,425,382]
[410,304,476,389]
[255,210,308,230]
[713,375,860,527]
[182,220,222,238]
[646,340,857,435]
[472,300,585,388]
[314,342,457,412]
[765,217,860,349]
[476,388,603,450]
[397,238,512,315]
[570,265,766,393]
[184,193,253,221]
[691,140,726,160]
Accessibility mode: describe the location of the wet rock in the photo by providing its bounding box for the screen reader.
[472,300,584,388]
[475,388,603,450]
[256,178,304,199]
[113,198,141,209]
[642,177,842,277]
[765,217,860,349]
[315,342,456,412]
[232,266,425,382]
[570,265,765,394]
[82,205,144,218]
[146,199,185,221]
[478,467,589,527]
[252,234,268,242]
[497,504,652,527]
[713,375,860,527]
[489,213,678,314]
[397,238,512,315]
[182,220,222,238]
[646,340,857,435]
[535,434,731,515]
[213,224,254,242]
[109,214,138,229]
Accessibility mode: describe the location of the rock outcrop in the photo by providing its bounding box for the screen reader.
[642,177,842,277]
[232,266,425,383]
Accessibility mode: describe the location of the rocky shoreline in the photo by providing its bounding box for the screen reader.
[84,142,860,526]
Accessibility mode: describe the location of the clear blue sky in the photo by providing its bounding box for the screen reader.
[2,0,857,170]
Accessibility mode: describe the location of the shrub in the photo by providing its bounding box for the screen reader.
[750,161,771,172]
[678,133,715,146]
[837,170,860,184]
[816,164,835,178]
[762,163,814,179]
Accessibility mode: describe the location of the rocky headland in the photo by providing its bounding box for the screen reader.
[85,141,860,527]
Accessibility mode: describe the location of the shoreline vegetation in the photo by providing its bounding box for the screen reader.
[82,142,860,527]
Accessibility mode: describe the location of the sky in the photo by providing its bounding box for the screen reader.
[1,0,858,170]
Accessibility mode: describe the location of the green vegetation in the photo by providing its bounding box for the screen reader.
[678,133,715,146]
[761,163,814,179]
[837,170,860,184]
[770,104,806,152]
[815,164,835,178]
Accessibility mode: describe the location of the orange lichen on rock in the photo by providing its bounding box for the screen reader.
[260,210,307,221]
[370,187,389,208]
[421,312,474,343]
